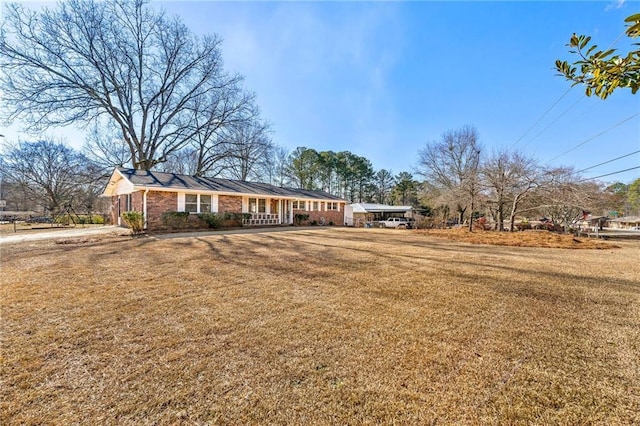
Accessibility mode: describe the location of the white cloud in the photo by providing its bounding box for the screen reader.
[605,0,626,11]
[213,3,404,157]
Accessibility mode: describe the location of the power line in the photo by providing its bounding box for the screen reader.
[577,166,640,182]
[577,150,640,173]
[520,95,584,150]
[511,27,629,153]
[509,86,574,150]
[545,113,640,164]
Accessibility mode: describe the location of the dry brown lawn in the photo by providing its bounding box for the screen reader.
[1,227,639,425]
[0,223,106,236]
[417,228,620,249]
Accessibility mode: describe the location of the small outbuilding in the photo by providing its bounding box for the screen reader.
[344,203,412,227]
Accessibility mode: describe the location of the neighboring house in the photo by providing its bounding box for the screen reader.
[344,203,413,227]
[608,216,640,229]
[101,168,347,230]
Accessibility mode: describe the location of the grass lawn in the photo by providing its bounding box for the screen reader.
[0,223,107,236]
[1,228,639,424]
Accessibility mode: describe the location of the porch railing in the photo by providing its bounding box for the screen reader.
[243,213,280,226]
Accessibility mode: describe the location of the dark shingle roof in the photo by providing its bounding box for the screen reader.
[117,168,345,201]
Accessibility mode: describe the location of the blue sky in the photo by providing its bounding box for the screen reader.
[3,0,639,184]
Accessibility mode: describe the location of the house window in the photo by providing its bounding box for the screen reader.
[313,201,319,211]
[326,202,338,211]
[200,195,211,213]
[185,194,198,213]
[293,201,306,210]
[125,194,132,211]
[249,198,267,214]
[184,194,213,213]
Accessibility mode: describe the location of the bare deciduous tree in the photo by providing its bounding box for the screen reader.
[538,168,602,230]
[83,123,133,171]
[482,149,541,231]
[221,117,273,181]
[186,90,256,177]
[1,138,94,215]
[417,125,482,230]
[260,145,290,187]
[0,0,247,170]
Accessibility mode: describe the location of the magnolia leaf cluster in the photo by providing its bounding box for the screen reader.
[556,13,640,99]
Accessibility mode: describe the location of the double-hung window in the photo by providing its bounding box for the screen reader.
[326,202,338,211]
[293,201,306,210]
[185,194,213,213]
[200,195,211,213]
[185,194,198,213]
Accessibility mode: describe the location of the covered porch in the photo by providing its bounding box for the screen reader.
[242,197,295,226]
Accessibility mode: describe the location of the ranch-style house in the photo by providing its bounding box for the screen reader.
[102,168,347,230]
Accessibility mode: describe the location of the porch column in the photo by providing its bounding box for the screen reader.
[289,200,294,224]
[143,189,149,229]
[279,200,283,224]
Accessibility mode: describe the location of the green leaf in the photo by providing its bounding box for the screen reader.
[579,36,591,50]
[600,48,616,58]
[570,34,579,47]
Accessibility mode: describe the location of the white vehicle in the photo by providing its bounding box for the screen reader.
[379,217,413,229]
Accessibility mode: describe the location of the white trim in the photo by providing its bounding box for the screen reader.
[143,189,149,229]
[211,194,219,212]
[289,200,294,224]
[177,193,186,212]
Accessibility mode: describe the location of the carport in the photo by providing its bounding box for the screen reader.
[344,203,412,227]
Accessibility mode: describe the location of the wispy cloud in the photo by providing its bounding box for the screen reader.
[215,3,404,158]
[605,0,626,11]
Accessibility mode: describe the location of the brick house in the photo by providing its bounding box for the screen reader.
[101,168,347,230]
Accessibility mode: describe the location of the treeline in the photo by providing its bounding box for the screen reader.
[0,139,424,216]
[2,124,638,229]
[3,125,639,227]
